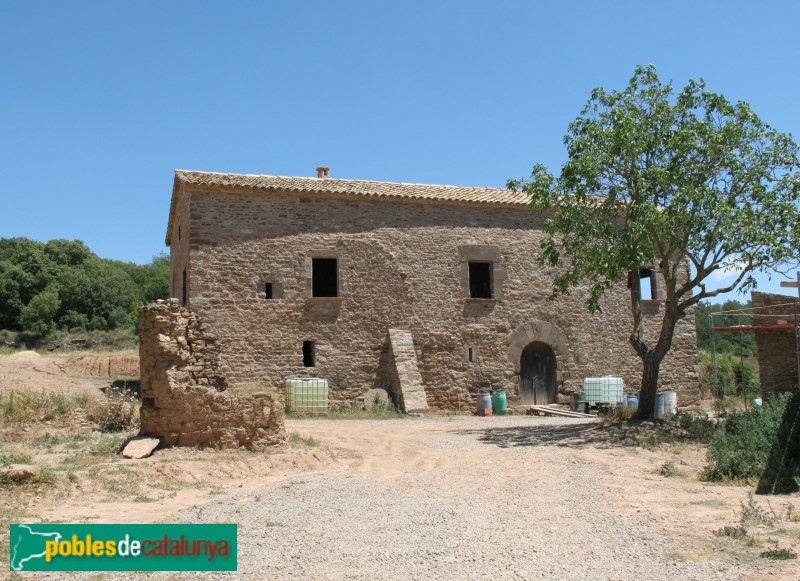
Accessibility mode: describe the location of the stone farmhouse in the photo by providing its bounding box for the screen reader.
[166,168,699,412]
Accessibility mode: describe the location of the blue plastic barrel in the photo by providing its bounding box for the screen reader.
[477,393,492,416]
[627,394,639,412]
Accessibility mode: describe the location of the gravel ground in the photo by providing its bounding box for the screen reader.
[37,416,780,580]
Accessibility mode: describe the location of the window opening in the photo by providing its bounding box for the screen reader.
[303,341,315,367]
[312,258,338,297]
[181,269,187,306]
[264,282,273,299]
[468,262,492,299]
[641,271,655,300]
[468,347,476,362]
[628,268,656,300]
[178,226,181,241]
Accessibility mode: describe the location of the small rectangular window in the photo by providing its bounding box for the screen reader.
[303,341,315,367]
[628,268,656,300]
[468,262,492,299]
[181,269,187,306]
[264,282,273,299]
[312,258,338,297]
[468,347,476,362]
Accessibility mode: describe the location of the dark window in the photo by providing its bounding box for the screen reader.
[181,269,187,306]
[303,341,315,367]
[312,258,338,297]
[469,262,492,298]
[264,282,273,299]
[628,268,656,300]
[468,347,476,362]
[178,226,181,241]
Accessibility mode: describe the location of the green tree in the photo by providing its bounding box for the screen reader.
[695,300,756,357]
[19,289,61,337]
[509,66,800,418]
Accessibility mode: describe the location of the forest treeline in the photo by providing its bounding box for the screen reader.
[0,238,169,338]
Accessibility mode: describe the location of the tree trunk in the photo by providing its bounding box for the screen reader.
[632,299,681,420]
[636,354,662,419]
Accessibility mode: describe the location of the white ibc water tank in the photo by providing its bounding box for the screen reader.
[285,378,329,414]
[583,377,624,406]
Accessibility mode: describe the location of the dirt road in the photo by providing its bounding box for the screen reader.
[172,416,796,580]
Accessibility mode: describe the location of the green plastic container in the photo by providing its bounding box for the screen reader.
[491,391,507,416]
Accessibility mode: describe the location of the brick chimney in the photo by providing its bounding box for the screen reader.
[316,166,330,178]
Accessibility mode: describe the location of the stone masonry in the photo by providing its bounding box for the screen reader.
[166,170,700,410]
[752,291,800,396]
[383,329,429,414]
[138,299,287,449]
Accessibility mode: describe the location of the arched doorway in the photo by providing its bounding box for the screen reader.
[520,341,556,404]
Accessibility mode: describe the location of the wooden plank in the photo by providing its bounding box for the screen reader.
[527,405,595,418]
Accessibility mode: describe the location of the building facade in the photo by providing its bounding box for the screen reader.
[167,169,700,410]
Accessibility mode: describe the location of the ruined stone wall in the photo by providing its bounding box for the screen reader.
[138,299,287,449]
[181,189,699,410]
[752,291,799,396]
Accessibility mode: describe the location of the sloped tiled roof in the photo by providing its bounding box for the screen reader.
[167,170,532,244]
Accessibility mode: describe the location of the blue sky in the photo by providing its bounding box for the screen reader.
[1,1,799,302]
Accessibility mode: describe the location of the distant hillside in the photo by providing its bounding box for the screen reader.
[0,237,169,338]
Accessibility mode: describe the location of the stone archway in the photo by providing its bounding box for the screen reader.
[507,321,574,400]
[520,341,557,404]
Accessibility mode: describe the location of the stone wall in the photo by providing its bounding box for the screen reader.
[752,291,799,396]
[176,187,700,410]
[138,299,287,449]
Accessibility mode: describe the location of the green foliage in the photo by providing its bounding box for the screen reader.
[698,350,760,398]
[18,289,60,337]
[509,65,800,417]
[659,462,678,477]
[0,238,170,336]
[704,394,790,482]
[695,300,756,357]
[677,412,718,442]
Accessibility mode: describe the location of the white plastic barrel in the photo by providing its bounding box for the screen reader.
[654,391,677,418]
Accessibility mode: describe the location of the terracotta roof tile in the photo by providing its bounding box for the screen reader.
[176,170,530,205]
[167,170,531,244]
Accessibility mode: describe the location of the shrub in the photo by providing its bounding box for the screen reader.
[678,412,718,443]
[86,388,139,432]
[703,394,789,482]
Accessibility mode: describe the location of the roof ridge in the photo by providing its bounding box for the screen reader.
[174,169,512,192]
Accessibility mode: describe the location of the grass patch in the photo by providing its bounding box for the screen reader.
[327,399,404,420]
[288,432,319,448]
[689,499,728,509]
[0,390,89,425]
[0,466,56,487]
[760,547,797,560]
[0,452,33,466]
